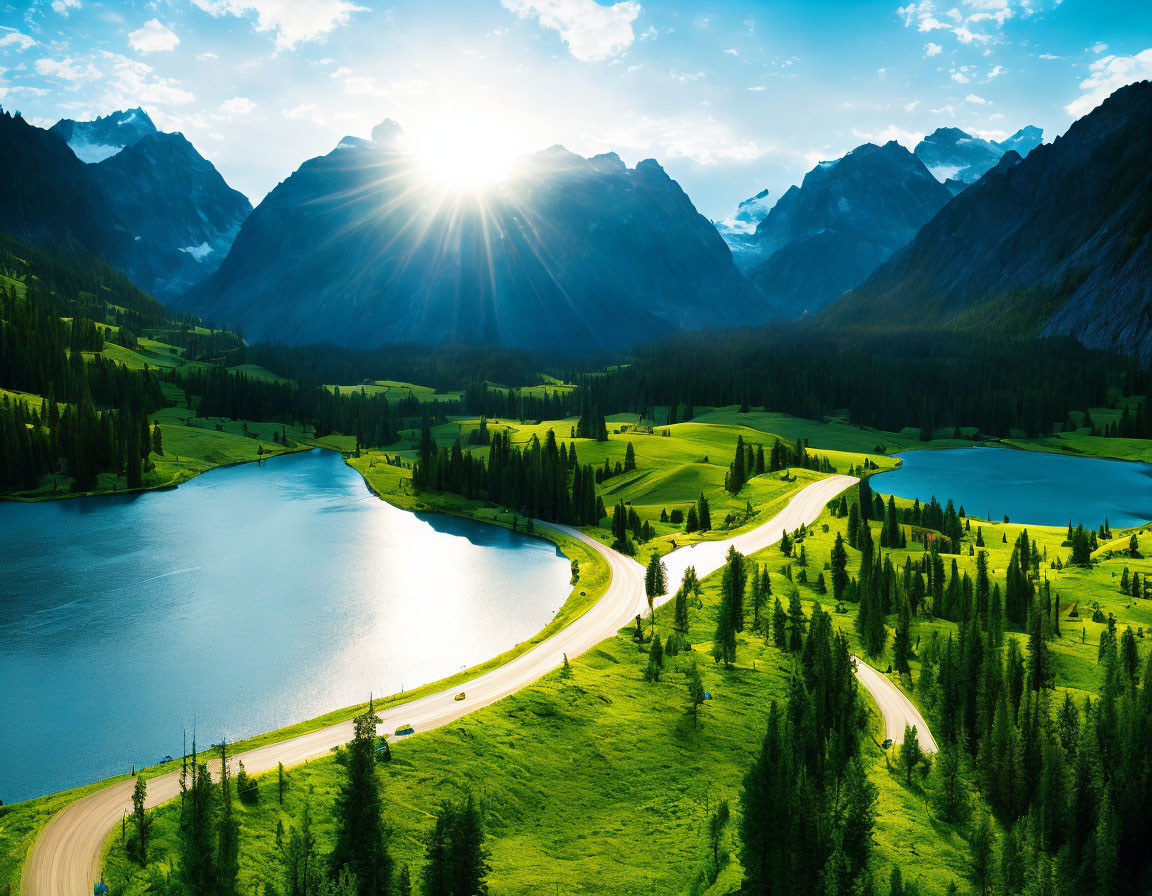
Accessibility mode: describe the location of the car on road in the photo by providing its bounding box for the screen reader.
[395,724,415,736]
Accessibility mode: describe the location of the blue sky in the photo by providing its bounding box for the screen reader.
[1,0,1150,219]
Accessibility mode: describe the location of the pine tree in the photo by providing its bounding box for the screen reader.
[686,660,705,727]
[728,435,746,494]
[893,595,912,675]
[217,743,240,896]
[772,597,787,649]
[131,775,150,864]
[713,580,738,666]
[330,710,393,896]
[830,533,848,601]
[786,589,805,652]
[624,440,636,471]
[897,726,923,785]
[644,552,668,626]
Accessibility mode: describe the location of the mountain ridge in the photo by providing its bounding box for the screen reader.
[180,123,755,353]
[823,81,1152,363]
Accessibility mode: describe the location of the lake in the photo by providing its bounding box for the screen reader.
[0,449,571,803]
[876,447,1152,529]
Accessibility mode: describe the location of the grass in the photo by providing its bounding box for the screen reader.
[0,507,611,896]
[99,498,975,896]
[7,394,1151,894]
[0,776,135,896]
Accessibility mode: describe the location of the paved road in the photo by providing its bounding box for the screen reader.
[853,655,938,753]
[23,472,923,896]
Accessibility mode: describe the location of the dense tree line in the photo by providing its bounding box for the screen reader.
[740,601,874,896]
[827,485,1152,894]
[574,326,1123,438]
[414,427,604,526]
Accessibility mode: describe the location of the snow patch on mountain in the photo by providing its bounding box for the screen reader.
[178,242,213,261]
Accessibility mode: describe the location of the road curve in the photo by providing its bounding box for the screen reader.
[853,655,938,753]
[23,473,885,896]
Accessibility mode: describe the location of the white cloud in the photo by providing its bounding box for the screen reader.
[34,56,101,83]
[851,124,924,150]
[987,64,1004,78]
[966,93,989,103]
[501,0,642,62]
[595,114,765,165]
[341,74,429,98]
[905,99,920,112]
[1066,48,1152,117]
[129,19,181,53]
[51,0,81,16]
[0,28,37,51]
[897,0,1044,48]
[98,52,196,106]
[723,47,738,56]
[1038,53,1060,60]
[924,42,943,56]
[191,0,367,51]
[197,52,219,61]
[282,103,328,126]
[219,96,255,117]
[1090,42,1108,54]
[951,69,970,82]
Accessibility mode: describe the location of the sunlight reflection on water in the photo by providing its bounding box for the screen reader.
[0,449,569,802]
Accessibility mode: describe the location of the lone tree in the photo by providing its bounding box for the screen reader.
[830,533,849,601]
[331,709,393,896]
[645,552,668,616]
[131,775,150,864]
[686,660,706,727]
[674,566,699,634]
[421,793,489,896]
[898,725,924,785]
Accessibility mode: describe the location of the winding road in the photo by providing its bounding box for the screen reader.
[22,472,932,896]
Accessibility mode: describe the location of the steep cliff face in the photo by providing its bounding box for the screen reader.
[1,109,250,300]
[48,107,157,163]
[743,141,952,317]
[0,111,116,257]
[913,125,1042,187]
[91,132,252,299]
[180,126,753,353]
[826,83,1152,364]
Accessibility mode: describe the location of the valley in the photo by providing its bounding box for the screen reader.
[1,15,1151,896]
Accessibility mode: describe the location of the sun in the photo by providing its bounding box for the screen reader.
[403,115,522,192]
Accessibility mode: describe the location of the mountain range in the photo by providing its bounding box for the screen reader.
[48,107,157,164]
[714,123,1045,317]
[827,81,1152,364]
[913,125,1043,193]
[741,141,953,317]
[0,108,250,300]
[181,122,753,353]
[1,84,1149,363]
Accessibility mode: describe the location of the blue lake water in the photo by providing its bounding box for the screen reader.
[876,447,1152,529]
[0,449,571,803]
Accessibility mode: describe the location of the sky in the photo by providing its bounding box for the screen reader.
[1,0,1150,220]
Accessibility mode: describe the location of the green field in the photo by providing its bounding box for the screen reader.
[99,494,983,896]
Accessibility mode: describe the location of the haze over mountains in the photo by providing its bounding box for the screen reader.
[0,83,1149,362]
[913,125,1043,193]
[741,141,953,317]
[715,123,1044,317]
